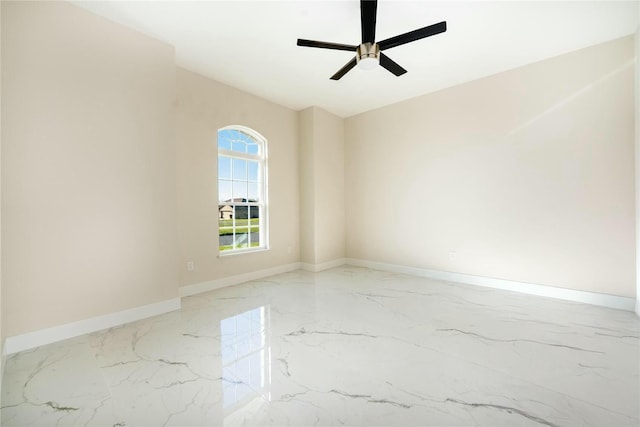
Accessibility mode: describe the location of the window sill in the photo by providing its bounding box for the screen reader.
[218,246,270,258]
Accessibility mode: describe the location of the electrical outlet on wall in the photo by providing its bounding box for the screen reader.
[449,251,457,261]
[186,261,194,271]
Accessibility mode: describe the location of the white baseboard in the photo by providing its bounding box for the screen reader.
[4,298,181,355]
[6,260,635,356]
[1,344,5,399]
[346,258,636,312]
[179,262,302,297]
[301,258,346,272]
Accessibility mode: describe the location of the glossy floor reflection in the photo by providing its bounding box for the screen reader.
[2,266,640,426]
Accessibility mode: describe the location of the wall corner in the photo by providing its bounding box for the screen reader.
[635,14,640,317]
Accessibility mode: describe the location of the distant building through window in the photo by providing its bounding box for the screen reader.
[217,126,268,254]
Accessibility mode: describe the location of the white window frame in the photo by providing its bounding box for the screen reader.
[217,125,269,256]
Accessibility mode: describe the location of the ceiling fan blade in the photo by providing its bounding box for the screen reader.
[380,53,407,76]
[297,39,357,52]
[330,57,357,80]
[360,0,377,43]
[378,21,447,51]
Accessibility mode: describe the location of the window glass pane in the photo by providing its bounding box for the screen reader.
[249,206,260,247]
[218,130,232,150]
[233,159,247,180]
[220,233,230,252]
[249,205,260,219]
[220,129,234,140]
[219,180,232,203]
[232,140,246,153]
[234,232,249,249]
[219,203,233,220]
[233,181,247,201]
[232,206,248,249]
[239,131,253,144]
[219,217,233,251]
[219,157,232,180]
[234,205,248,220]
[247,161,258,182]
[247,143,259,155]
[248,182,259,201]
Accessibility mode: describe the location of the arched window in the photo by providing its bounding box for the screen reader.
[217,126,268,254]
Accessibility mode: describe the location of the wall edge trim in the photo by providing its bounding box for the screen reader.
[3,297,181,355]
[301,258,346,272]
[345,258,636,311]
[179,262,302,297]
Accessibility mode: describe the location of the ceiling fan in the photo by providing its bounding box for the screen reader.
[297,0,447,80]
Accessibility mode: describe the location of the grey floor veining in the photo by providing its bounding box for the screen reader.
[2,266,639,426]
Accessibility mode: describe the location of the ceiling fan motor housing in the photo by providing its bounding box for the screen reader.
[356,42,380,69]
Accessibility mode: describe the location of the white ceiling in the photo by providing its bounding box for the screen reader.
[74,1,639,118]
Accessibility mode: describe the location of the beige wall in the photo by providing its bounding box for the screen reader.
[636,20,640,313]
[313,108,345,264]
[298,107,345,265]
[346,36,636,297]
[176,68,299,285]
[0,0,3,365]
[1,1,179,336]
[299,108,316,264]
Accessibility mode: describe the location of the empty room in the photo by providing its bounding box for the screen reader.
[1,0,639,426]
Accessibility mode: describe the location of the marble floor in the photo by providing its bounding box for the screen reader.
[2,266,639,426]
